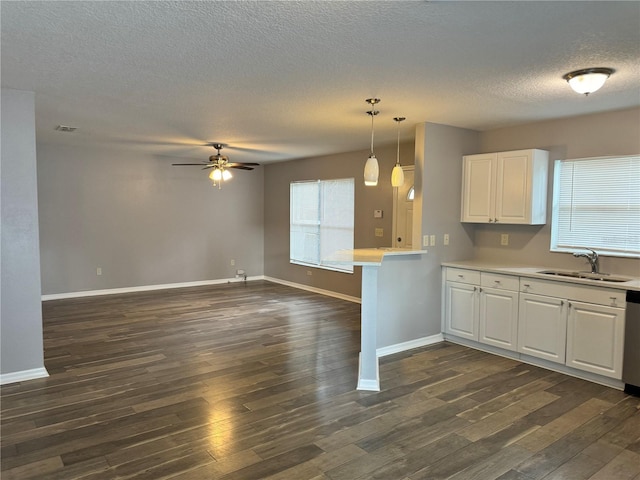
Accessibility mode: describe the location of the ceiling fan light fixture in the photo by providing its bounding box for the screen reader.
[563,67,614,95]
[364,98,381,186]
[391,116,406,188]
[222,169,233,181]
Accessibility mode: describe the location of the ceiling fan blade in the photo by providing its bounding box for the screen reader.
[229,165,254,171]
[172,163,209,166]
[226,162,260,167]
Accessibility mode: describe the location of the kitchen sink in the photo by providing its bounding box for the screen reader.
[537,270,631,283]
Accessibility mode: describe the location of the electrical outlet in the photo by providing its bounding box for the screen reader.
[444,234,450,245]
[96,267,102,276]
[307,270,313,276]
[230,259,235,266]
[430,235,436,246]
[375,228,384,237]
[423,235,430,247]
[501,234,509,246]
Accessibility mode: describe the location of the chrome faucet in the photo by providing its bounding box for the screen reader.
[573,248,599,273]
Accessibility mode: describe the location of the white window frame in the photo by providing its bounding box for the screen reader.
[550,154,640,258]
[290,178,354,273]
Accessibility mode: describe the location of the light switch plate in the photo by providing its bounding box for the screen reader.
[430,235,436,246]
[375,228,384,237]
[444,234,450,245]
[501,234,509,246]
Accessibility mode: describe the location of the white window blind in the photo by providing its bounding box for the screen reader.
[290,178,354,273]
[551,155,640,257]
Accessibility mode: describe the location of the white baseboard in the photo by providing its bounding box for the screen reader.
[263,276,361,304]
[41,276,263,301]
[0,367,49,385]
[377,333,444,358]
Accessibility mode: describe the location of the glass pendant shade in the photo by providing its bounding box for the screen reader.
[391,164,405,187]
[563,68,613,95]
[364,154,379,186]
[222,169,232,181]
[210,168,222,181]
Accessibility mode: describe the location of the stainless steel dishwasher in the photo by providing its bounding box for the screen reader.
[623,290,640,396]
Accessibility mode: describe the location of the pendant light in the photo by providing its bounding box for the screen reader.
[364,98,380,186]
[391,117,406,187]
[562,68,614,96]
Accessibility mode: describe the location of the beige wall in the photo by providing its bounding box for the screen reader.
[263,141,414,298]
[474,107,640,276]
[1,89,45,377]
[37,144,265,295]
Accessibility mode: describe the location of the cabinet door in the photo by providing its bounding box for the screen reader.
[518,293,566,363]
[479,287,519,351]
[461,153,495,223]
[495,151,531,224]
[566,301,625,379]
[445,281,479,340]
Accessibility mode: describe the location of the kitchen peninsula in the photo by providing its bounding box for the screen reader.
[324,248,428,391]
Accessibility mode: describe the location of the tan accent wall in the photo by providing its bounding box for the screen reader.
[264,141,414,298]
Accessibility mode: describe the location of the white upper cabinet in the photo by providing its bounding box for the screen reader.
[461,149,549,224]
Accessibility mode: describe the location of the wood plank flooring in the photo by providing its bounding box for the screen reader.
[1,280,639,479]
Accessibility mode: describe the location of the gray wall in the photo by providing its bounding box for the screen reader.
[415,122,480,336]
[1,89,45,376]
[474,107,640,277]
[263,141,414,298]
[37,144,265,295]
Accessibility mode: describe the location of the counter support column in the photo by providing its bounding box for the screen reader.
[357,265,380,391]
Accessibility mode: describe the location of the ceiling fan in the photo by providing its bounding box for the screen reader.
[172,143,260,188]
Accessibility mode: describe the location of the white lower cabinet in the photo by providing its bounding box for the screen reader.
[566,301,625,379]
[479,274,519,351]
[517,293,567,363]
[445,281,479,341]
[443,267,627,382]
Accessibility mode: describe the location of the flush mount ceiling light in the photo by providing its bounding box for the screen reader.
[391,117,406,188]
[364,98,381,186]
[563,67,614,96]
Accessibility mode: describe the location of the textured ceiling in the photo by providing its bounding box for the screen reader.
[2,1,639,164]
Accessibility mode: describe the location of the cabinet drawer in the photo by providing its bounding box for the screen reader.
[481,273,519,291]
[446,268,481,284]
[519,278,625,307]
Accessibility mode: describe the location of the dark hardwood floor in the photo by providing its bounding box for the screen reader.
[1,280,639,479]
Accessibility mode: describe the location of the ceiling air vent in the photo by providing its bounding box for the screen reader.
[55,125,77,132]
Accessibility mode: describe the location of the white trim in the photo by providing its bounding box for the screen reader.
[0,367,49,385]
[263,276,361,304]
[377,333,444,358]
[41,276,263,301]
[357,352,380,391]
[443,334,624,390]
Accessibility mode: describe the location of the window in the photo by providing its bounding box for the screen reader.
[551,155,640,257]
[290,178,354,273]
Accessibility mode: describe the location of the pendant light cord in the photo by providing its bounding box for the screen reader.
[393,117,405,166]
[396,121,400,165]
[370,112,375,155]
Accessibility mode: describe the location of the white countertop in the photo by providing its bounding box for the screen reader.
[442,260,640,291]
[323,248,426,266]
